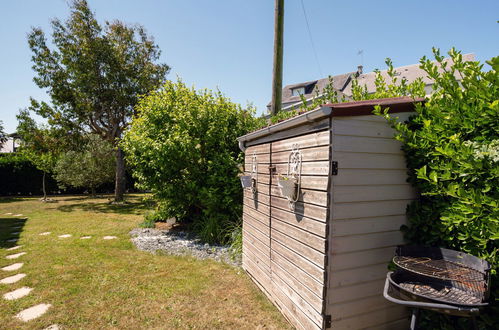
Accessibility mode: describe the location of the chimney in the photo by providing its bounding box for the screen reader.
[357,65,363,76]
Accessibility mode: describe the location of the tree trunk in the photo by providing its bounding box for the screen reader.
[114,146,126,202]
[42,171,47,201]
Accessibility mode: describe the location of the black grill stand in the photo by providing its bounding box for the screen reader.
[384,272,480,330]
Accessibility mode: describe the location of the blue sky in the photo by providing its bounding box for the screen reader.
[0,0,498,133]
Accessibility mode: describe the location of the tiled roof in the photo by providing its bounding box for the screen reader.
[271,54,475,111]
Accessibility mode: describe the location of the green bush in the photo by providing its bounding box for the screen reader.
[121,80,261,244]
[377,49,498,329]
[54,135,115,194]
[0,153,59,196]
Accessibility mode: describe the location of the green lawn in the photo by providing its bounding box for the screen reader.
[0,194,289,329]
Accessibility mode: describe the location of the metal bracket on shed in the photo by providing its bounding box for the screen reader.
[332,161,338,176]
[250,152,258,194]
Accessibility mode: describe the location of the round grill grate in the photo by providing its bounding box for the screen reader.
[393,256,485,282]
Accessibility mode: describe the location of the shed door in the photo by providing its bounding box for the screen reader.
[268,130,330,329]
[242,143,272,292]
[242,130,330,330]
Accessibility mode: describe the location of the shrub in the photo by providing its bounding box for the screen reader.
[54,135,115,194]
[0,153,59,196]
[376,49,499,329]
[122,80,261,244]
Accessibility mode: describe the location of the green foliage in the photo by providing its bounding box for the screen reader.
[122,80,261,244]
[351,58,426,100]
[139,212,157,228]
[226,221,243,260]
[0,153,59,196]
[54,135,115,193]
[375,49,499,329]
[0,120,7,146]
[27,0,169,200]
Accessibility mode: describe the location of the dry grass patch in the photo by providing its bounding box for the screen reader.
[0,194,290,329]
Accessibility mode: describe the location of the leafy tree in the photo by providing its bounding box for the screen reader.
[16,110,61,201]
[27,0,169,202]
[0,120,7,147]
[122,80,261,243]
[54,134,115,195]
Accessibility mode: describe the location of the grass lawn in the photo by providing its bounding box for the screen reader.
[0,194,290,329]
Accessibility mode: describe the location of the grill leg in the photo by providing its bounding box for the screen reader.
[410,309,419,330]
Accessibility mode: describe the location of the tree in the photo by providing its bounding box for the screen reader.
[54,134,115,195]
[122,80,262,243]
[27,0,169,202]
[16,110,60,201]
[0,120,7,148]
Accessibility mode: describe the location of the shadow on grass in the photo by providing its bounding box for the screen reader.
[0,217,27,248]
[56,198,151,215]
[0,197,27,204]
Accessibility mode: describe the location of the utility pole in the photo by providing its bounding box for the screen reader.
[270,0,284,117]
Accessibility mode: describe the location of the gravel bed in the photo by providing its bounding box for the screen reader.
[130,228,241,267]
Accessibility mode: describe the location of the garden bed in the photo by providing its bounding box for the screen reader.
[130,228,241,267]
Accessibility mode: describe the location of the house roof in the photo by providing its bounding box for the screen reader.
[270,54,475,111]
[341,53,475,96]
[268,72,355,109]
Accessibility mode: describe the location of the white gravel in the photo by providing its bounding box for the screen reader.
[130,228,241,267]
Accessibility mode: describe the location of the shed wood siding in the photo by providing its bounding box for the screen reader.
[242,130,331,330]
[327,113,414,329]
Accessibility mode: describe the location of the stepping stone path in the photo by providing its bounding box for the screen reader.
[44,324,60,330]
[6,252,26,259]
[39,232,51,236]
[3,287,33,300]
[80,236,92,239]
[4,212,12,215]
[103,236,117,240]
[0,273,26,284]
[15,303,52,322]
[2,218,54,323]
[1,263,24,271]
[58,234,72,238]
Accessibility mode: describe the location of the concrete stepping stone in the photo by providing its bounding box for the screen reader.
[44,324,60,330]
[103,236,117,240]
[4,212,12,215]
[6,252,26,259]
[58,234,72,238]
[1,263,24,271]
[15,303,51,322]
[6,245,22,251]
[13,214,23,217]
[3,286,33,300]
[80,236,92,239]
[0,273,26,284]
[39,232,52,236]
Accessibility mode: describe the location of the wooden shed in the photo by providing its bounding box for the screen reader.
[238,97,423,329]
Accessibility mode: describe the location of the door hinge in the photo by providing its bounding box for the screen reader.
[268,165,276,174]
[324,315,332,328]
[332,161,338,175]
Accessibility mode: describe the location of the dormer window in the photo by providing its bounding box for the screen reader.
[291,87,305,96]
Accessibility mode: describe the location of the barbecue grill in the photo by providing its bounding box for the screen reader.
[383,246,491,329]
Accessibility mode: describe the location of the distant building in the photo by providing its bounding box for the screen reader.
[0,133,20,153]
[267,54,475,113]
